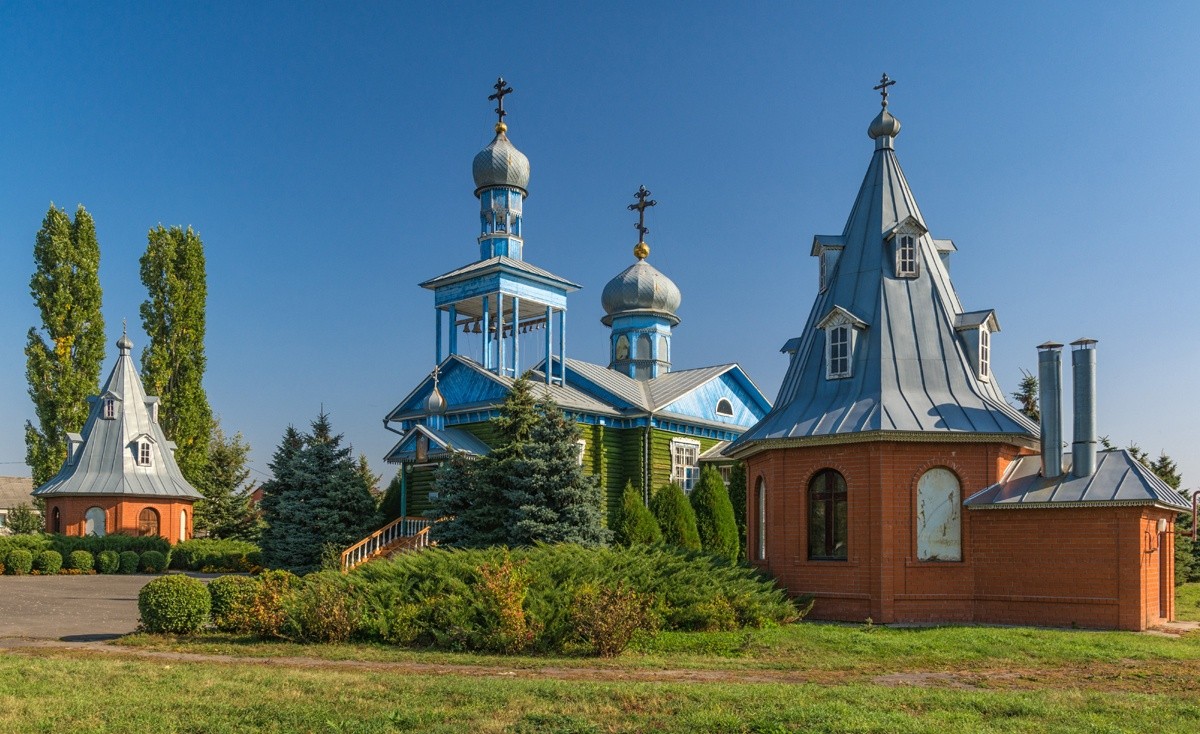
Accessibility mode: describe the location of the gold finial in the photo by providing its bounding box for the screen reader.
[634,241,650,260]
[495,121,507,134]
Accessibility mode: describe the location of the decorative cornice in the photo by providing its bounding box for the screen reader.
[726,430,1039,460]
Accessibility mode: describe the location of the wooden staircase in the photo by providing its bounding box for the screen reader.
[340,516,434,572]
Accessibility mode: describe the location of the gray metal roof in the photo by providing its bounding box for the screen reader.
[730,108,1037,456]
[472,129,530,196]
[33,337,203,500]
[600,258,682,326]
[554,358,741,415]
[419,256,581,291]
[964,449,1192,511]
[384,424,493,463]
[0,476,33,510]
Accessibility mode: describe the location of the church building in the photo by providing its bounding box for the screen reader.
[727,77,1191,631]
[383,79,771,522]
[32,331,202,544]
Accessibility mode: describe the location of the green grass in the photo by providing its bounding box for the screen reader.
[1177,583,1200,622]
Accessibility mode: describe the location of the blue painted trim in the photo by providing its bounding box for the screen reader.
[448,304,458,355]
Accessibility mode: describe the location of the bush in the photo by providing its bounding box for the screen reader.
[281,572,364,643]
[5,549,33,575]
[140,550,167,573]
[50,533,168,559]
[67,550,94,572]
[34,550,63,575]
[169,539,262,572]
[208,575,261,633]
[0,534,51,561]
[138,575,211,634]
[96,550,120,574]
[248,570,298,638]
[570,582,656,657]
[5,504,43,535]
[650,483,701,551]
[690,467,740,564]
[118,551,140,574]
[614,481,662,546]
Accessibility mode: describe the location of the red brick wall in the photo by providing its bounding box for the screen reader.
[43,495,195,544]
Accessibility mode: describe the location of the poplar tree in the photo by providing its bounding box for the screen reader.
[140,225,212,484]
[25,204,106,485]
[690,466,740,563]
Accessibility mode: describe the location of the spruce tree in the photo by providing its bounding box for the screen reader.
[378,471,405,522]
[690,466,740,563]
[140,225,212,484]
[506,396,609,547]
[1011,369,1039,422]
[614,480,662,546]
[194,420,261,541]
[650,483,701,551]
[727,461,748,558]
[25,204,106,485]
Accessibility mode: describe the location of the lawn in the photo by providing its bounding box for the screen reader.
[1177,582,1200,622]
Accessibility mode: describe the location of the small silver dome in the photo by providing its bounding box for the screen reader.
[601,260,682,326]
[472,126,530,196]
[425,384,447,416]
[116,333,133,354]
[868,108,901,140]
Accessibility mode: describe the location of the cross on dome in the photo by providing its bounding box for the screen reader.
[488,77,513,126]
[873,73,896,108]
[627,185,657,260]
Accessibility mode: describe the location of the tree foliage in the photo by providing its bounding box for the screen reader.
[1011,369,1039,422]
[194,420,261,541]
[690,466,740,563]
[140,225,212,484]
[25,204,106,485]
[378,470,405,522]
[614,481,662,546]
[727,461,747,559]
[259,414,379,574]
[650,483,701,552]
[5,504,43,535]
[1124,442,1197,585]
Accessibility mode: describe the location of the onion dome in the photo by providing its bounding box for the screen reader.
[116,332,133,355]
[472,123,530,196]
[868,108,901,140]
[425,369,447,416]
[601,245,682,327]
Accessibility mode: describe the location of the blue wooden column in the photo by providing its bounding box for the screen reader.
[511,296,520,376]
[558,309,567,384]
[497,293,505,376]
[482,296,491,370]
[435,308,443,364]
[448,304,457,356]
[544,306,553,384]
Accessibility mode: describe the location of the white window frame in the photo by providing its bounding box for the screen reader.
[137,441,152,467]
[715,398,734,417]
[826,324,852,379]
[575,439,586,467]
[669,437,701,493]
[896,234,918,277]
[103,399,116,419]
[978,326,990,379]
[819,249,828,292]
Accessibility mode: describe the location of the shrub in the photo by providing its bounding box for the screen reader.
[208,575,261,633]
[650,483,701,551]
[169,539,262,572]
[96,550,120,574]
[5,549,33,575]
[138,575,211,634]
[5,504,43,535]
[614,481,662,546]
[140,550,167,573]
[34,550,63,575]
[50,533,168,559]
[68,550,94,572]
[118,551,140,574]
[247,570,298,638]
[472,557,539,653]
[570,581,656,657]
[281,572,363,643]
[690,467,740,564]
[0,534,51,561]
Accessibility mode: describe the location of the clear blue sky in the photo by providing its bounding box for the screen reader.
[1,2,1197,491]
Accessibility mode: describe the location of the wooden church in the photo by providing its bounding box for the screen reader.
[382,79,771,523]
[727,77,1191,631]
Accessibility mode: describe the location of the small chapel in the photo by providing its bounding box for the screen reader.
[382,79,771,523]
[32,331,202,544]
[727,77,1191,631]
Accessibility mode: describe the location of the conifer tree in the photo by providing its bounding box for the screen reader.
[690,466,739,563]
[727,461,748,558]
[1011,369,1039,422]
[378,470,405,522]
[429,451,506,547]
[650,483,701,551]
[194,420,261,541]
[614,480,662,546]
[139,225,212,484]
[24,204,106,485]
[259,414,378,573]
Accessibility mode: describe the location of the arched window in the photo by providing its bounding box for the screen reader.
[808,470,848,560]
[716,398,734,417]
[756,477,767,561]
[51,506,60,533]
[615,335,630,361]
[180,509,188,541]
[138,508,160,537]
[916,467,962,561]
[85,506,106,537]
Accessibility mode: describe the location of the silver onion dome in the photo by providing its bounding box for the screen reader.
[868,108,901,140]
[472,124,530,196]
[600,259,682,327]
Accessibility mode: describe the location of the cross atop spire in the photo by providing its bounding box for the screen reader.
[873,73,896,109]
[628,185,658,259]
[488,77,513,126]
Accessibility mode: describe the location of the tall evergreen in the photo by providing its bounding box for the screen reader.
[650,483,701,551]
[429,451,506,547]
[727,461,748,558]
[25,204,106,485]
[139,225,212,484]
[259,414,378,573]
[378,470,405,522]
[690,466,740,563]
[194,420,261,541]
[1010,369,1039,422]
[614,480,662,546]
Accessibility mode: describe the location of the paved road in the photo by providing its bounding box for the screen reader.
[0,574,212,641]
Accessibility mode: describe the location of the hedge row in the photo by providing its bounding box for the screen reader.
[2,547,166,575]
[169,539,262,572]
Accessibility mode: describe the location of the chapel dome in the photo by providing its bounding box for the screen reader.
[472,124,530,196]
[868,108,901,140]
[600,257,682,326]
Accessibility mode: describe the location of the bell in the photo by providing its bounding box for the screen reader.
[462,322,471,334]
[472,321,482,334]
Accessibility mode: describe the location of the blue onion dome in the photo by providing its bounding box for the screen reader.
[601,253,682,327]
[472,122,530,196]
[868,108,901,139]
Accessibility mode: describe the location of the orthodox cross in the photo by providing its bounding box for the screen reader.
[873,73,895,108]
[488,77,513,123]
[628,185,657,241]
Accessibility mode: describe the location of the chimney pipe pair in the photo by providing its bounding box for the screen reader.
[1036,339,1098,479]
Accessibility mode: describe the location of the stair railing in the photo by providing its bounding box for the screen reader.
[340,516,433,572]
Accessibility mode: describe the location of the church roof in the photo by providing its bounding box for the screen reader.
[33,334,203,500]
[729,102,1037,457]
[419,256,581,292]
[964,449,1192,512]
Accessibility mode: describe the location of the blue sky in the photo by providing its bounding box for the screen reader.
[1,2,1197,491]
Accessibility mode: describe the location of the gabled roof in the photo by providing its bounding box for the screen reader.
[384,424,493,464]
[964,449,1192,512]
[729,109,1037,457]
[419,256,581,292]
[33,336,202,499]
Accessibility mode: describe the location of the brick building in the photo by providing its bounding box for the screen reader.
[726,79,1190,631]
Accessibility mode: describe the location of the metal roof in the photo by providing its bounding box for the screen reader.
[33,337,203,500]
[729,109,1037,456]
[384,424,494,463]
[419,256,581,291]
[964,449,1192,511]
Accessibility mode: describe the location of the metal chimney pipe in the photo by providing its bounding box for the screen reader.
[1070,338,1098,478]
[1037,342,1064,479]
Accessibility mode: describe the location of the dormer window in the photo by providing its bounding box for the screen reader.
[103,399,116,419]
[811,235,844,294]
[979,326,990,379]
[954,310,999,382]
[716,398,734,417]
[897,234,917,277]
[817,306,868,381]
[137,441,152,467]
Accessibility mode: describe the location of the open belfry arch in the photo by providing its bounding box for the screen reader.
[727,76,1191,630]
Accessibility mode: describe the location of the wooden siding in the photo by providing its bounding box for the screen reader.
[659,372,766,428]
[648,429,724,494]
[403,465,440,518]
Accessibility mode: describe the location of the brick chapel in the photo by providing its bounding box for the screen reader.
[726,77,1191,631]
